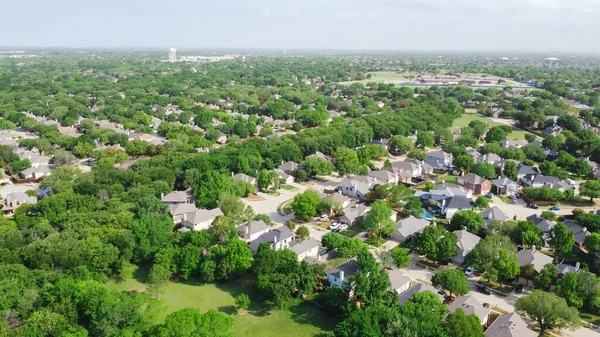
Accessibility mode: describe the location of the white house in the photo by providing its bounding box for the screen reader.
[387,269,412,295]
[289,238,320,262]
[326,259,358,288]
[448,295,491,326]
[180,207,224,231]
[238,220,270,243]
[452,230,481,264]
[249,226,296,252]
[392,216,431,242]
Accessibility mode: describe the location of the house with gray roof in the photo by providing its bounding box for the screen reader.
[426,150,453,171]
[238,220,270,243]
[491,178,518,195]
[500,140,528,149]
[517,165,539,186]
[453,230,481,264]
[2,192,37,216]
[392,216,431,242]
[180,207,224,231]
[289,238,319,261]
[443,196,474,219]
[327,259,358,287]
[19,165,51,179]
[526,214,556,246]
[306,151,332,163]
[531,175,575,191]
[398,282,443,306]
[249,226,296,252]
[516,248,553,273]
[339,176,379,199]
[339,203,371,226]
[278,161,301,175]
[480,206,509,226]
[484,312,538,337]
[448,295,491,326]
[323,192,351,209]
[367,170,396,184]
[387,269,412,295]
[478,153,502,165]
[232,172,258,192]
[563,219,591,248]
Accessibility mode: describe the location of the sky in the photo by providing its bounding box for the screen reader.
[3,0,600,53]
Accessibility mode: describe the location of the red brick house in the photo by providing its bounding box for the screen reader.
[457,174,492,195]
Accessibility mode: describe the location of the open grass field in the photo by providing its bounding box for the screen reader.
[339,71,411,84]
[451,113,536,141]
[105,265,335,337]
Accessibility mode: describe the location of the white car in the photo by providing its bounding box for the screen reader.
[465,266,474,276]
[337,224,348,231]
[329,223,340,230]
[318,214,329,221]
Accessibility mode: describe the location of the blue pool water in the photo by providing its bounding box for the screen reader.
[421,211,433,220]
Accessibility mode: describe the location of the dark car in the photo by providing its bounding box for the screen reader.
[476,285,491,295]
[515,284,524,293]
[527,204,539,209]
[483,302,490,308]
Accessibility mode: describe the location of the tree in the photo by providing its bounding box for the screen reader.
[515,290,580,335]
[322,232,344,250]
[485,126,507,143]
[469,120,488,139]
[580,180,600,201]
[235,294,250,312]
[193,171,232,208]
[548,222,574,262]
[471,162,496,180]
[450,210,485,233]
[154,308,234,337]
[414,225,458,263]
[351,251,391,305]
[258,169,277,191]
[290,190,320,220]
[407,148,428,160]
[446,309,485,337]
[401,291,450,337]
[525,133,536,143]
[556,272,584,309]
[404,196,424,217]
[389,135,414,154]
[474,196,489,210]
[534,264,559,291]
[210,216,237,243]
[333,147,361,176]
[584,233,600,253]
[303,157,333,177]
[571,159,592,177]
[522,145,547,162]
[362,200,395,244]
[503,160,518,181]
[467,235,519,282]
[540,211,558,221]
[217,194,247,225]
[431,269,470,298]
[295,226,310,240]
[454,154,474,173]
[416,132,435,148]
[147,263,171,299]
[284,220,296,232]
[391,246,411,268]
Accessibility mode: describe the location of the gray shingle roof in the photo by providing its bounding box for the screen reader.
[238,220,269,239]
[484,313,538,337]
[480,206,509,222]
[448,295,490,323]
[515,249,553,272]
[289,238,319,255]
[398,283,443,306]
[454,230,481,251]
[395,216,430,239]
[326,258,358,279]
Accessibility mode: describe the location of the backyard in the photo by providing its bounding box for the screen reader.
[451,113,536,141]
[105,265,335,337]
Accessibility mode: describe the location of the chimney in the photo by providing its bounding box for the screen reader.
[442,180,446,189]
[273,235,278,244]
[353,183,357,192]
[231,171,234,177]
[532,245,536,251]
[245,226,249,235]
[161,193,164,199]
[441,198,446,207]
[583,227,588,233]
[183,213,187,221]
[339,270,344,282]
[576,262,580,270]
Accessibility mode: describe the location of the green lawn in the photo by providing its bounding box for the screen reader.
[341,71,410,84]
[105,266,335,337]
[280,184,297,191]
[451,113,537,141]
[364,236,387,247]
[339,225,363,238]
[437,174,459,185]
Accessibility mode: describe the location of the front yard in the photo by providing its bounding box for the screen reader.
[339,225,363,238]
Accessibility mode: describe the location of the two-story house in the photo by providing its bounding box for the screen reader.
[457,173,492,195]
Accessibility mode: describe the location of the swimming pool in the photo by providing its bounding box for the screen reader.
[421,211,434,220]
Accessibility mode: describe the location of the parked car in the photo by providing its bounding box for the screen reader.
[476,285,491,295]
[465,266,474,276]
[318,214,329,221]
[486,192,494,198]
[515,284,524,293]
[26,182,35,186]
[509,194,518,200]
[527,204,539,209]
[328,223,340,230]
[549,206,561,211]
[365,231,375,238]
[483,302,490,308]
[338,224,348,231]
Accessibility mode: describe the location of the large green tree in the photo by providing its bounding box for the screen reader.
[431,269,470,298]
[515,290,580,335]
[361,200,395,244]
[290,190,320,220]
[446,308,485,337]
[413,225,458,263]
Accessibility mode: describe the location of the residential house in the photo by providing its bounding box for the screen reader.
[398,283,443,306]
[2,192,37,216]
[484,312,538,337]
[367,170,396,184]
[17,150,50,169]
[232,172,258,192]
[389,160,432,179]
[161,189,195,206]
[392,216,431,242]
[339,176,378,199]
[453,230,482,264]
[238,220,270,243]
[58,126,82,137]
[563,219,591,249]
[466,147,481,161]
[306,151,332,163]
[19,166,51,179]
[289,238,320,261]
[491,178,519,195]
[515,248,554,286]
[480,206,509,226]
[249,226,296,252]
[443,196,474,219]
[458,173,492,195]
[179,208,224,231]
[323,192,352,210]
[531,175,575,191]
[500,140,528,149]
[169,203,198,223]
[216,132,227,144]
[526,214,556,246]
[543,125,563,136]
[557,262,581,276]
[491,107,505,118]
[387,269,412,295]
[517,165,540,186]
[416,181,472,203]
[477,153,505,169]
[339,203,371,226]
[278,161,301,175]
[426,151,453,171]
[327,259,358,288]
[448,295,491,326]
[275,168,294,184]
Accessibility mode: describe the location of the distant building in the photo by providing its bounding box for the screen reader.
[168,48,177,62]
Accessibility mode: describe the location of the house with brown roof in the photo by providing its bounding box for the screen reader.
[458,173,492,195]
